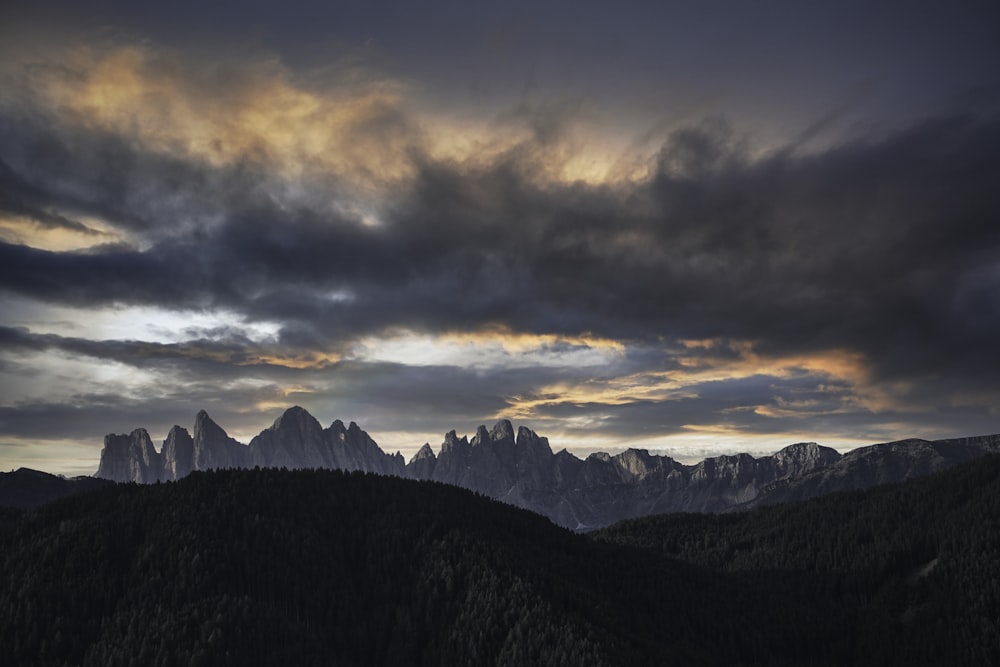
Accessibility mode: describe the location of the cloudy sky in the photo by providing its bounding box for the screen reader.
[1,1,998,476]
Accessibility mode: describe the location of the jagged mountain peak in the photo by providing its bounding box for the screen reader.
[411,443,435,461]
[470,425,490,446]
[515,425,540,445]
[442,430,467,448]
[271,405,322,433]
[193,409,226,436]
[491,419,515,442]
[469,420,516,448]
[94,408,1000,531]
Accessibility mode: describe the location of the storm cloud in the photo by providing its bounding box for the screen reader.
[1,3,999,473]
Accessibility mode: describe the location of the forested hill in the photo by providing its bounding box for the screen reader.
[0,468,112,509]
[595,454,1000,666]
[2,460,997,666]
[0,468,839,667]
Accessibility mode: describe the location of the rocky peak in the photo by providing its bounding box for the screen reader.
[96,428,162,483]
[470,425,491,447]
[490,419,515,444]
[194,410,226,441]
[411,443,436,462]
[612,449,666,481]
[406,442,438,479]
[512,427,552,471]
[162,425,194,481]
[772,442,841,477]
[274,405,319,428]
[329,420,347,440]
[271,406,323,440]
[193,410,247,471]
[441,430,468,452]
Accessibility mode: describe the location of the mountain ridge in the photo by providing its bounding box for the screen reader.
[91,405,1000,529]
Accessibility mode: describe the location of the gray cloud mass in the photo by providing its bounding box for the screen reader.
[2,110,998,384]
[1,4,999,472]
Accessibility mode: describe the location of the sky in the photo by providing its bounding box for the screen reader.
[1,1,998,476]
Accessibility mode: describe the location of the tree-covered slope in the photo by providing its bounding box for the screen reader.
[0,468,112,509]
[0,468,842,667]
[595,455,1000,666]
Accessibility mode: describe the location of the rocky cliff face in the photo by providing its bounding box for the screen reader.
[400,423,843,529]
[162,425,194,481]
[193,410,247,471]
[97,407,405,486]
[95,407,1000,530]
[96,429,163,483]
[750,433,1000,507]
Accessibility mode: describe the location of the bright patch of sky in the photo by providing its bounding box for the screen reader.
[350,330,624,369]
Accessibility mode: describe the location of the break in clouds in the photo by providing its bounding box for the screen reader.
[0,41,998,472]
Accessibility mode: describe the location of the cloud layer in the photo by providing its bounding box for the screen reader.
[1,27,999,474]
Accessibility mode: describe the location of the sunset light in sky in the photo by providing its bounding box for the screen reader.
[1,1,998,475]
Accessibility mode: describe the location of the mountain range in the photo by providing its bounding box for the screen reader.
[92,406,1000,529]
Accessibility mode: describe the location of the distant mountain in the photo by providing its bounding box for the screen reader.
[94,406,1000,529]
[0,468,111,509]
[747,433,1000,507]
[410,422,842,529]
[95,407,404,486]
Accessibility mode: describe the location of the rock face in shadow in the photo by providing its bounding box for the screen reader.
[95,406,1000,530]
[96,429,162,483]
[193,410,247,472]
[748,434,1000,508]
[162,425,194,482]
[96,407,405,487]
[247,407,405,476]
[403,422,842,529]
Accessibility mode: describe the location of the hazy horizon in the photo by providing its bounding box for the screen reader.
[4,405,993,479]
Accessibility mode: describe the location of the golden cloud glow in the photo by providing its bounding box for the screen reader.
[436,326,626,354]
[0,213,122,252]
[8,41,658,215]
[26,45,413,194]
[676,338,871,386]
[123,341,342,369]
[498,338,903,421]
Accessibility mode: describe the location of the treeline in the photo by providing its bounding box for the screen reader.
[595,454,1000,666]
[1,459,997,665]
[0,467,839,666]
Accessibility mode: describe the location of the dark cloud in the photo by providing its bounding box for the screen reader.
[4,107,999,394]
[2,2,1000,477]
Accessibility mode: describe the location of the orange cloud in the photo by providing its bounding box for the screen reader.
[8,41,659,210]
[498,338,908,421]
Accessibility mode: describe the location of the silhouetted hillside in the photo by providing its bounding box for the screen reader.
[0,468,840,666]
[595,455,1000,666]
[3,459,996,665]
[0,468,112,509]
